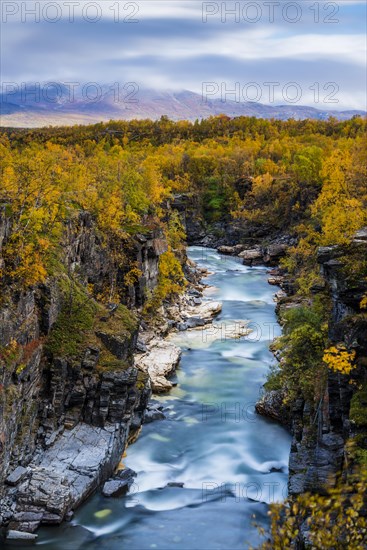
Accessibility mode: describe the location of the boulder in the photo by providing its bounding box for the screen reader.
[144,406,165,423]
[255,390,291,428]
[135,340,181,393]
[7,530,38,540]
[217,244,245,255]
[263,244,288,265]
[267,275,285,286]
[5,466,28,486]
[181,300,222,322]
[7,423,137,526]
[238,249,263,266]
[102,479,130,498]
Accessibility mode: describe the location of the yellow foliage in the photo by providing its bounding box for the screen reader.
[312,149,367,245]
[124,265,143,287]
[323,344,356,375]
[261,468,367,550]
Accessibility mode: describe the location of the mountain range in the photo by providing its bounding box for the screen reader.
[0,86,365,127]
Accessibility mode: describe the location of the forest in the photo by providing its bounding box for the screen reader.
[1,115,366,290]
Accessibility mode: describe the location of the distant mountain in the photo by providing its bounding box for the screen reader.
[0,86,365,127]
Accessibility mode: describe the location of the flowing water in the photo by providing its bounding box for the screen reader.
[32,247,292,550]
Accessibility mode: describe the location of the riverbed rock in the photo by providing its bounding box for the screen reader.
[181,300,222,323]
[102,479,130,497]
[217,244,246,255]
[238,248,263,265]
[143,405,165,423]
[6,529,38,540]
[267,275,285,286]
[134,339,182,393]
[255,390,291,428]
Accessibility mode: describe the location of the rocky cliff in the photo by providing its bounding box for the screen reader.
[0,211,168,534]
[286,231,367,498]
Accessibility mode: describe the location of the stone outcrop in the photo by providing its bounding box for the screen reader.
[217,238,292,267]
[135,339,182,392]
[255,390,291,428]
[4,423,131,531]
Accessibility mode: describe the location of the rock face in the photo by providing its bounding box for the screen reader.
[256,229,367,516]
[286,234,367,497]
[0,213,166,531]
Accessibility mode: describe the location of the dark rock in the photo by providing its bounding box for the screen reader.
[264,244,288,264]
[166,482,184,488]
[136,341,148,353]
[65,511,74,521]
[82,347,100,370]
[13,512,43,523]
[185,317,205,329]
[143,408,165,423]
[102,479,130,498]
[187,288,201,297]
[317,245,341,264]
[5,467,28,486]
[115,468,136,483]
[95,330,137,361]
[255,390,291,428]
[102,467,136,497]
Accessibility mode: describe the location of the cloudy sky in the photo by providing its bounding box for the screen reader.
[1,0,366,109]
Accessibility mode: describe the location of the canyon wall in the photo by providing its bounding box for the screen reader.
[0,211,167,532]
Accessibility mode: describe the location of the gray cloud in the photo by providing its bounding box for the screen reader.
[1,1,366,109]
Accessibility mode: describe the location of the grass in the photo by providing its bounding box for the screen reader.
[46,277,138,370]
[350,384,367,428]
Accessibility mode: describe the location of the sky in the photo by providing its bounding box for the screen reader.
[1,0,366,110]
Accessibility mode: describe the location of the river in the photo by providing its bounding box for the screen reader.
[34,247,291,550]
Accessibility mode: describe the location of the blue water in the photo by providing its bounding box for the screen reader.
[33,247,291,550]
